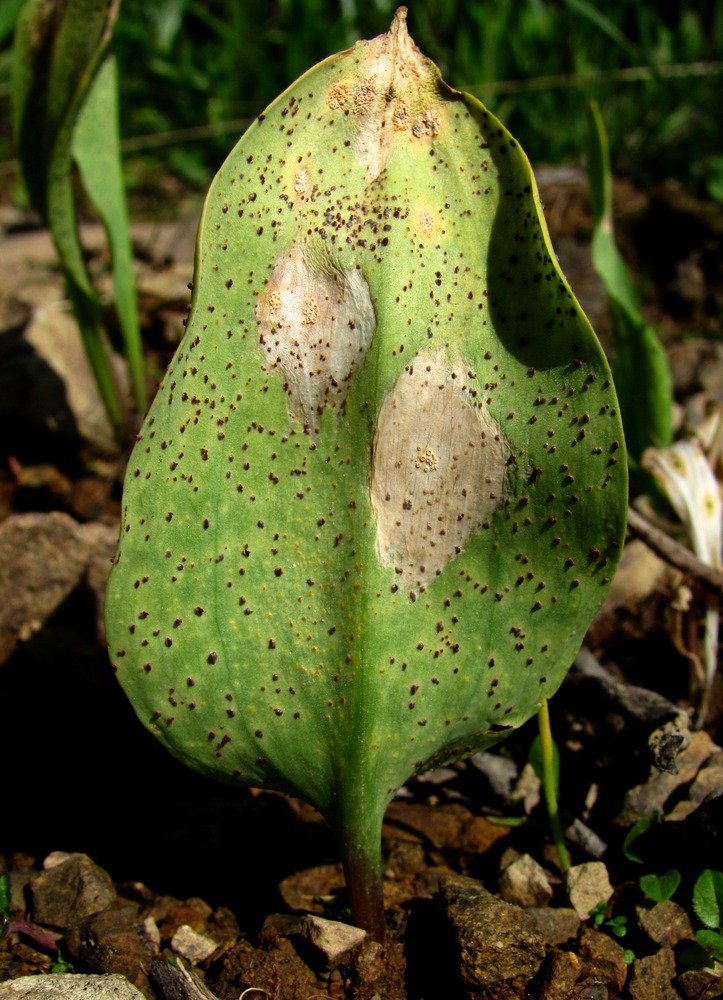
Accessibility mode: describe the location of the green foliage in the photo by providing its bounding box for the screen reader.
[11,0,145,436]
[623,810,661,864]
[640,869,681,903]
[590,899,628,938]
[105,13,627,939]
[587,101,674,468]
[693,869,723,930]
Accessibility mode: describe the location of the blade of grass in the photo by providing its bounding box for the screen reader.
[73,53,146,416]
[587,100,673,465]
[12,0,128,439]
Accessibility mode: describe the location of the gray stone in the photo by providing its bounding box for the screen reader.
[565,861,613,920]
[527,906,580,945]
[0,513,93,664]
[498,853,552,908]
[300,914,367,967]
[31,853,116,929]
[0,974,146,999]
[170,923,219,962]
[438,873,546,989]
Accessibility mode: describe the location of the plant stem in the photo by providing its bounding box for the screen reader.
[331,791,386,943]
[537,698,571,874]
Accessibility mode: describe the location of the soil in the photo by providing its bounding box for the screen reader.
[1,170,723,999]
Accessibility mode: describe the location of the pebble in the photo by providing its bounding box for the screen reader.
[636,899,694,947]
[577,927,629,995]
[498,853,553,908]
[536,949,582,1000]
[565,861,613,920]
[31,853,116,929]
[628,947,679,999]
[171,923,220,962]
[300,913,367,967]
[0,974,146,999]
[438,873,546,990]
[527,906,581,945]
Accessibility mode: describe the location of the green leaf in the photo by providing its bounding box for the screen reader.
[73,53,146,415]
[587,101,673,464]
[623,810,661,864]
[528,732,560,795]
[640,869,681,903]
[12,0,128,436]
[693,870,723,930]
[105,10,628,940]
[696,929,723,961]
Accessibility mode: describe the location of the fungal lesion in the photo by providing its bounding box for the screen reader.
[255,246,376,431]
[370,348,512,590]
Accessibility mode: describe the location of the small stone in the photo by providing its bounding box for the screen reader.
[499,853,553,908]
[577,927,629,994]
[628,947,678,1000]
[438,874,546,990]
[0,974,146,999]
[64,905,158,991]
[565,861,613,920]
[536,949,582,1000]
[677,968,723,998]
[171,923,219,962]
[300,914,367,967]
[636,899,694,947]
[31,853,116,929]
[527,907,581,945]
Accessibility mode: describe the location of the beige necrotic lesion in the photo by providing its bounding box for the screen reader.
[371,348,511,589]
[255,248,376,430]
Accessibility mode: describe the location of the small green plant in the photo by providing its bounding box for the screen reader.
[622,809,662,864]
[586,100,674,470]
[12,0,145,439]
[640,868,681,904]
[105,10,627,942]
[691,869,723,965]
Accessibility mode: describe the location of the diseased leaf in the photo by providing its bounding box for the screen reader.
[105,10,627,937]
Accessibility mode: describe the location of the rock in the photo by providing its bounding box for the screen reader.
[498,853,553,908]
[171,923,220,962]
[565,862,613,920]
[300,914,367,967]
[577,927,629,995]
[150,954,221,1000]
[527,907,580,945]
[668,750,723,820]
[64,905,158,992]
[438,874,546,990]
[677,968,723,998]
[636,899,694,947]
[616,729,717,825]
[277,863,346,914]
[535,949,582,1000]
[0,974,146,999]
[0,513,94,665]
[23,298,128,455]
[31,852,116,929]
[628,947,678,999]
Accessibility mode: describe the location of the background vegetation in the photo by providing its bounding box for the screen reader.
[1,0,722,204]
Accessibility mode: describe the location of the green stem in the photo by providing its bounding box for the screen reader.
[537,698,571,874]
[331,788,386,943]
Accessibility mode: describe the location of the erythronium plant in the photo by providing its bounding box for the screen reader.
[105,9,627,943]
